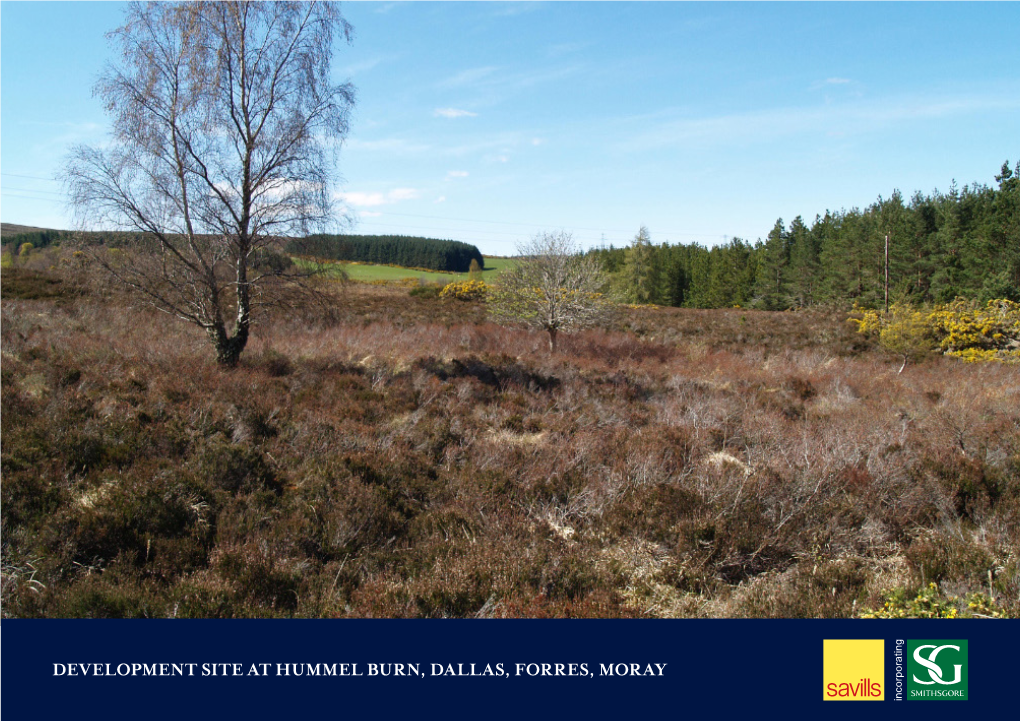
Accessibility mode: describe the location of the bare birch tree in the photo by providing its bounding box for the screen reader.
[488,231,615,352]
[65,1,355,365]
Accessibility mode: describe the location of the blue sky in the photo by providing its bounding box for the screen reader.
[2,1,1019,255]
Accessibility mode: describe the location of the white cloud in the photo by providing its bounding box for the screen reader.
[435,64,580,99]
[531,138,544,146]
[337,187,420,207]
[614,91,1020,153]
[809,77,855,91]
[446,170,469,179]
[387,188,420,201]
[345,138,433,155]
[547,41,589,58]
[30,121,106,153]
[351,132,534,162]
[338,191,386,207]
[338,57,385,77]
[437,66,499,89]
[434,196,447,204]
[434,108,478,119]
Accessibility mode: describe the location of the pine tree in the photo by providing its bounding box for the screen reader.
[987,160,1020,300]
[929,184,965,302]
[754,219,790,309]
[620,226,663,304]
[787,216,819,307]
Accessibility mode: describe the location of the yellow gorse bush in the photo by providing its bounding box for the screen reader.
[928,298,1020,352]
[439,279,490,301]
[859,583,1010,619]
[848,304,883,336]
[849,299,1020,363]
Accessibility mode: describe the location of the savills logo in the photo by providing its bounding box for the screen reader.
[823,639,884,700]
[906,640,968,700]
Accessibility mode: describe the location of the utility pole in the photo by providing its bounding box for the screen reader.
[884,233,890,313]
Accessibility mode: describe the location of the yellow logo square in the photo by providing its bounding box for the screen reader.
[823,639,885,700]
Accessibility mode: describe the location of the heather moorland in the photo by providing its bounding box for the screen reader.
[3,258,1017,619]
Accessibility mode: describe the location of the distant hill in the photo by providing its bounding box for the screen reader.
[1,223,59,238]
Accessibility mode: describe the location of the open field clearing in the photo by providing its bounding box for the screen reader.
[298,256,514,285]
[2,267,1018,618]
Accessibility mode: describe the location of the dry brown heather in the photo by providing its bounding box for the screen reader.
[2,266,1019,618]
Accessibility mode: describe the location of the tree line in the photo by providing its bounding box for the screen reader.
[2,229,69,255]
[2,229,483,277]
[289,234,485,273]
[592,160,1020,309]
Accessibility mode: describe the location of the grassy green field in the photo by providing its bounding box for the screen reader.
[299,256,515,284]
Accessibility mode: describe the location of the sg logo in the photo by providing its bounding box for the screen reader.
[912,644,963,685]
[906,640,968,700]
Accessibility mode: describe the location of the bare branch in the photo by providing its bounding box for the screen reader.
[64,1,355,366]
[489,231,616,352]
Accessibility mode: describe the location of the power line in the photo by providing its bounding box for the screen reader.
[1,185,65,197]
[0,190,64,204]
[1,172,59,182]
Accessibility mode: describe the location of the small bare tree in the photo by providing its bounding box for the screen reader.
[65,1,354,365]
[488,231,614,352]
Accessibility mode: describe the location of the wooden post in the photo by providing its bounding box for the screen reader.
[884,234,889,313]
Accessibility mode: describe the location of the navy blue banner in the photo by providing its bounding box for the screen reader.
[2,619,1016,718]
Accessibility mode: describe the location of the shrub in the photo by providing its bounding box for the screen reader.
[440,279,489,301]
[859,583,1011,619]
[409,283,442,299]
[468,258,483,280]
[250,248,293,274]
[252,348,292,377]
[849,299,1020,364]
[878,305,933,371]
[928,299,1018,350]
